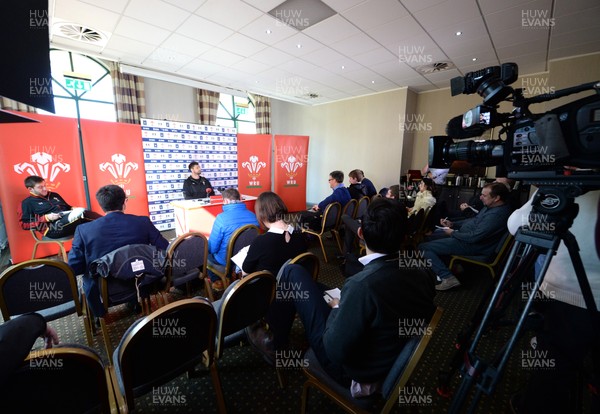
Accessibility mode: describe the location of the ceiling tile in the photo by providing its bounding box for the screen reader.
[329,32,382,56]
[218,33,268,57]
[239,14,298,45]
[273,32,324,56]
[250,47,296,65]
[123,0,191,31]
[113,16,172,45]
[80,0,130,14]
[241,0,289,13]
[54,0,120,33]
[199,47,245,66]
[341,0,409,31]
[162,0,208,12]
[160,33,213,58]
[302,14,361,44]
[177,14,235,46]
[195,0,263,30]
[321,0,368,13]
[415,0,482,32]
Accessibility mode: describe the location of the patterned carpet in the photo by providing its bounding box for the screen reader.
[0,232,554,413]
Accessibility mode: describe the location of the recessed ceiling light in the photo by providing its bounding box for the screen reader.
[341,65,345,69]
[371,80,375,84]
[456,31,462,36]
[266,29,272,34]
[296,44,302,49]
[472,57,477,61]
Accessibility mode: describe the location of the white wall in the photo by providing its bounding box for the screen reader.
[271,89,409,204]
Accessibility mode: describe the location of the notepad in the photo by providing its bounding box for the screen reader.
[323,288,341,304]
[435,225,450,230]
[467,205,479,214]
[231,245,250,270]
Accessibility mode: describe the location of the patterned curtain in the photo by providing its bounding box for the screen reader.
[0,96,37,112]
[196,89,220,126]
[252,93,271,134]
[109,61,146,124]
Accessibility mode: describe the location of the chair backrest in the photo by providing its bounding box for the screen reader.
[490,232,514,265]
[90,244,167,316]
[0,259,81,321]
[405,208,425,235]
[165,231,208,287]
[381,307,443,413]
[1,346,113,413]
[216,270,276,357]
[354,196,370,219]
[289,252,320,281]
[321,202,341,233]
[341,199,358,222]
[222,224,260,274]
[420,204,439,233]
[114,298,218,409]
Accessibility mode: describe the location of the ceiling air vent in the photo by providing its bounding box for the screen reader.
[416,61,455,74]
[54,23,106,44]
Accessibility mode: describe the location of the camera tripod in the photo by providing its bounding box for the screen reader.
[444,190,597,413]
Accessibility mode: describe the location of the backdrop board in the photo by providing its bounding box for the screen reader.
[274,135,309,212]
[0,111,85,263]
[237,134,272,197]
[80,119,149,216]
[140,118,238,231]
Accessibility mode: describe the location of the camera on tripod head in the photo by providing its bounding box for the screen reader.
[429,62,600,190]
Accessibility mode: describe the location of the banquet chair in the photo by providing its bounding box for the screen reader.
[30,228,72,262]
[0,258,93,346]
[302,202,341,263]
[300,307,443,414]
[206,224,260,301]
[164,231,208,298]
[112,298,226,413]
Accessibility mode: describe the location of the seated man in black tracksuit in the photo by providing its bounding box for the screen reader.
[20,175,99,239]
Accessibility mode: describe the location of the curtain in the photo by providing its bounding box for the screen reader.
[0,96,37,112]
[109,61,146,124]
[252,93,271,134]
[196,89,220,126]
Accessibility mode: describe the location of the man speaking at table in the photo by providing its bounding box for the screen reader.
[183,161,214,199]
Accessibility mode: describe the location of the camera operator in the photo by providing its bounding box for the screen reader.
[507,182,600,413]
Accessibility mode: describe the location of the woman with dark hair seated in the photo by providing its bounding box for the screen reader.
[407,178,436,216]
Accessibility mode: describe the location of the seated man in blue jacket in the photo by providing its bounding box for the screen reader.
[301,170,351,231]
[418,182,512,291]
[207,188,259,290]
[68,185,169,316]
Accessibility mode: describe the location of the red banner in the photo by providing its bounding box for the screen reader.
[0,111,85,263]
[80,120,149,216]
[274,135,309,212]
[237,134,272,197]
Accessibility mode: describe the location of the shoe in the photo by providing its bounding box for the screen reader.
[245,321,275,366]
[211,279,224,291]
[435,275,461,291]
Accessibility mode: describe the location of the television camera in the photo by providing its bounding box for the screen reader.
[429,62,600,189]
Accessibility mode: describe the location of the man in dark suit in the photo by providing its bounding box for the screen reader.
[68,185,169,316]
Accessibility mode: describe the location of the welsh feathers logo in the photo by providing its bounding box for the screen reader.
[280,155,303,186]
[241,155,266,188]
[14,152,70,190]
[99,154,138,185]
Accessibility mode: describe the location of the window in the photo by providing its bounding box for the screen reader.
[216,93,256,133]
[38,49,116,122]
